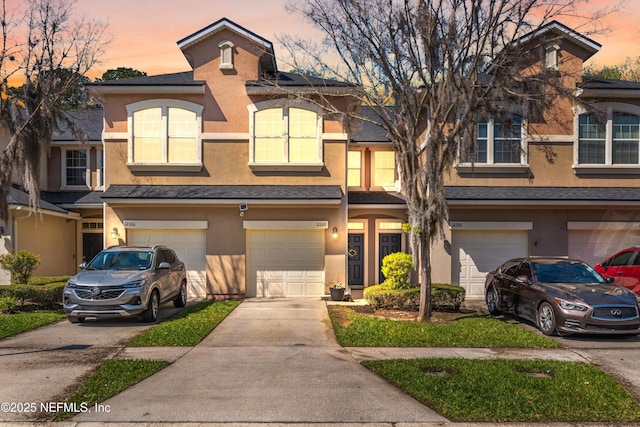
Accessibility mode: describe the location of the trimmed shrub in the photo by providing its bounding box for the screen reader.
[380,252,414,289]
[0,281,66,310]
[0,250,41,285]
[363,283,466,312]
[0,296,19,314]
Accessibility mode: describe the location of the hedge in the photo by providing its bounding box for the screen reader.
[0,278,68,312]
[363,283,466,312]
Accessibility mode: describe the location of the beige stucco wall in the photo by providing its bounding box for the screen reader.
[15,213,77,277]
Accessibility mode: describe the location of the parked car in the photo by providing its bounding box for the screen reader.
[63,245,187,323]
[485,257,640,336]
[593,247,640,294]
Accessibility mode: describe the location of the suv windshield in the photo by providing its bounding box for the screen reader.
[532,261,607,284]
[86,250,153,271]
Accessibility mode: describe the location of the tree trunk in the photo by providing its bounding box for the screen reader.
[417,232,432,321]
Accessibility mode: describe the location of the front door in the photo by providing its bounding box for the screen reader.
[82,233,103,264]
[379,233,401,283]
[348,234,364,286]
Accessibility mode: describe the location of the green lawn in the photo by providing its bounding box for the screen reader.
[0,311,65,339]
[127,299,240,346]
[328,305,561,348]
[363,358,640,422]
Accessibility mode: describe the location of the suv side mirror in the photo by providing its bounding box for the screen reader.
[79,262,87,269]
[157,261,171,269]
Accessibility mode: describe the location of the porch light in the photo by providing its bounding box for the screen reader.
[110,227,120,239]
[332,227,338,240]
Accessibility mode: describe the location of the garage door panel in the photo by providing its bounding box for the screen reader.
[569,229,640,267]
[453,230,528,299]
[129,229,206,300]
[247,230,325,297]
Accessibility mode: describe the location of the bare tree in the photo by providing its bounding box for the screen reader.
[0,0,108,220]
[283,0,617,320]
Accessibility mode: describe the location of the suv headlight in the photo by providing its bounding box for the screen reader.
[555,298,588,311]
[122,279,146,288]
[66,280,77,288]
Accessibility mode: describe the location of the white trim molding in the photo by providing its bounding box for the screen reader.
[449,221,533,230]
[123,220,208,229]
[243,220,329,230]
[567,221,640,231]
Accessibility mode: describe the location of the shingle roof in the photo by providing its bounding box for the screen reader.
[350,106,392,143]
[245,71,353,89]
[101,185,343,201]
[348,191,405,204]
[9,187,69,213]
[88,71,203,87]
[40,191,104,206]
[445,186,640,202]
[52,110,103,142]
[579,77,640,91]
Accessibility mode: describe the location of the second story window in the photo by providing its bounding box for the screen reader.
[577,110,640,166]
[249,101,323,171]
[63,149,89,189]
[127,100,203,171]
[347,150,362,188]
[372,150,396,189]
[464,114,525,165]
[218,40,234,70]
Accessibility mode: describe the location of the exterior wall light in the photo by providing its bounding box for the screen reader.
[332,227,338,240]
[110,227,120,239]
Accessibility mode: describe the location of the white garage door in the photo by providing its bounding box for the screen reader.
[569,227,640,267]
[129,229,207,300]
[247,230,325,297]
[453,230,528,299]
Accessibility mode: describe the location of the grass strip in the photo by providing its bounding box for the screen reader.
[57,358,168,421]
[329,305,560,348]
[0,311,65,339]
[363,358,640,422]
[127,299,240,347]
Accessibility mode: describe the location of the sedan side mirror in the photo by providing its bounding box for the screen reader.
[157,261,171,269]
[516,275,532,285]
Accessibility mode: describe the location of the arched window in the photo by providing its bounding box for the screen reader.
[249,101,323,170]
[127,100,203,171]
[218,40,234,70]
[576,106,640,168]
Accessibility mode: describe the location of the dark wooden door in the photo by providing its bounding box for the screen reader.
[82,233,103,264]
[378,233,401,283]
[348,234,364,286]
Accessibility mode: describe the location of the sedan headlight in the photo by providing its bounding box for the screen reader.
[122,279,146,288]
[555,298,588,312]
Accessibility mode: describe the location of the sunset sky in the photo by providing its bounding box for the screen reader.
[68,0,640,79]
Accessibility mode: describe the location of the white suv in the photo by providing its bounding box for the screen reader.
[63,245,187,323]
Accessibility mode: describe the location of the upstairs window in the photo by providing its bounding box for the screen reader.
[63,149,89,188]
[545,44,560,70]
[249,101,323,171]
[372,150,396,189]
[463,114,525,165]
[127,100,203,171]
[577,110,640,166]
[347,150,362,188]
[218,40,234,70]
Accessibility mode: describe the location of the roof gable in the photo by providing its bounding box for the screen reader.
[517,20,601,61]
[177,18,277,73]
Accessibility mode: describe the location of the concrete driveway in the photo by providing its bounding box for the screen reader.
[0,303,185,422]
[72,298,448,424]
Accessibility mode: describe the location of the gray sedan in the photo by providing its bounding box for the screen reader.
[485,257,640,336]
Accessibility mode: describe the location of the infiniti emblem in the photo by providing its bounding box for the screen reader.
[91,287,101,298]
[611,309,622,316]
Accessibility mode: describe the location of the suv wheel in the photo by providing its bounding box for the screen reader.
[141,290,159,323]
[173,281,187,308]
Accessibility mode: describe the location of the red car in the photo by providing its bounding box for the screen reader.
[594,247,640,295]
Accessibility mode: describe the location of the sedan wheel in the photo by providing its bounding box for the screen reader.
[141,290,159,323]
[537,302,557,336]
[173,282,187,308]
[486,287,501,315]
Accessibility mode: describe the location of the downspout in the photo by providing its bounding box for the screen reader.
[12,206,33,253]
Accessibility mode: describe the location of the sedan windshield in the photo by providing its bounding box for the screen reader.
[86,251,153,271]
[532,262,607,284]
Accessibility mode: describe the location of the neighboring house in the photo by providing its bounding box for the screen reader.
[88,18,354,299]
[0,109,104,284]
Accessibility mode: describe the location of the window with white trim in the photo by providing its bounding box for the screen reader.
[347,150,362,187]
[372,150,396,189]
[96,148,104,189]
[127,100,203,170]
[62,149,89,189]
[218,40,234,70]
[463,114,525,165]
[545,44,560,70]
[578,110,640,166]
[249,101,323,169]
